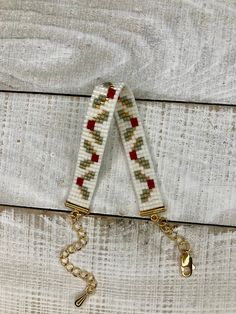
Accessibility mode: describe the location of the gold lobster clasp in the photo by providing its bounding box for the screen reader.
[180,251,195,277]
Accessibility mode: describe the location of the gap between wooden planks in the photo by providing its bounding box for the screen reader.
[1,203,236,230]
[1,89,236,108]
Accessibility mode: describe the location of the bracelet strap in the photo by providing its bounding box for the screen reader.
[65,82,165,214]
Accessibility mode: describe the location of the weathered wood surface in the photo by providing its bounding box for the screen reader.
[0,0,236,104]
[0,92,235,226]
[0,206,235,314]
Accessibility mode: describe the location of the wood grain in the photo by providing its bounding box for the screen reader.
[0,206,235,314]
[0,92,235,225]
[0,0,235,104]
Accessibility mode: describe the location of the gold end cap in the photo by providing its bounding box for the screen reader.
[139,206,166,217]
[64,200,90,215]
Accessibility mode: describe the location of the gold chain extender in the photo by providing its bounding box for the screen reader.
[140,207,195,277]
[60,205,97,307]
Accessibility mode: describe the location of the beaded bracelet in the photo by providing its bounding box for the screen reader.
[60,82,195,307]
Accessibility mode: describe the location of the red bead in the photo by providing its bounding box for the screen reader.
[76,177,84,186]
[129,150,137,160]
[147,179,155,189]
[87,120,95,130]
[130,117,139,128]
[91,153,99,162]
[107,87,116,99]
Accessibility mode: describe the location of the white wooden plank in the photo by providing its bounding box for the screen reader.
[0,92,235,226]
[0,207,235,314]
[0,0,235,104]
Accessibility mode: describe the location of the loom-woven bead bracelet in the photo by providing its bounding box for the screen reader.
[60,82,195,307]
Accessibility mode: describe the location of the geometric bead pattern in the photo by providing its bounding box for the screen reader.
[66,82,164,211]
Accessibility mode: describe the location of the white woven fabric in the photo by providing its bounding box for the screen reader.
[66,82,164,211]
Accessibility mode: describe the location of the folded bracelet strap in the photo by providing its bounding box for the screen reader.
[61,82,194,308]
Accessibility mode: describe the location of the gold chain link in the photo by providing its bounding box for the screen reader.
[150,213,195,277]
[59,210,97,307]
[60,208,194,308]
